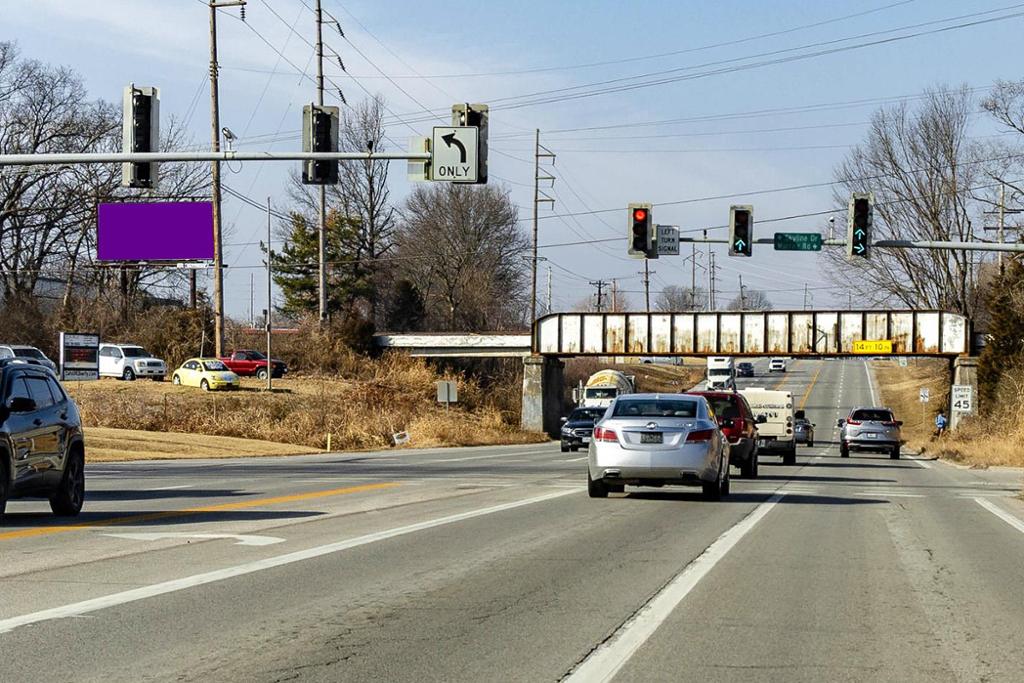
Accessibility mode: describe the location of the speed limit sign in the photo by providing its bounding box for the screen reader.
[951,384,973,414]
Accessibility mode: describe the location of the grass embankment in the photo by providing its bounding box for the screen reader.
[872,359,1024,468]
[67,352,545,462]
[562,358,705,399]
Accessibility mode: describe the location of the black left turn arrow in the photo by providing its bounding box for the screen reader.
[442,132,467,163]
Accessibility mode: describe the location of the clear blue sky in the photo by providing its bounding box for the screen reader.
[3,0,1021,315]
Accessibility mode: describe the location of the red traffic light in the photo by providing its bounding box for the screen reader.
[632,208,648,222]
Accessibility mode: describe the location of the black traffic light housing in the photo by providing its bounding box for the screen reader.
[302,104,340,185]
[847,192,873,259]
[627,202,654,258]
[729,205,754,257]
[121,84,159,189]
[451,103,488,184]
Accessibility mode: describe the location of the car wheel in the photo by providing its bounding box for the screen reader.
[49,447,85,517]
[890,446,901,460]
[172,374,181,385]
[200,379,210,391]
[721,468,731,496]
[256,368,269,380]
[783,444,796,466]
[702,477,723,501]
[0,456,9,522]
[560,444,570,453]
[122,367,136,381]
[840,442,850,458]
[740,448,756,479]
[808,437,814,448]
[587,471,608,498]
[607,483,625,494]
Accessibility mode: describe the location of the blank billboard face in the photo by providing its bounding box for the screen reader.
[97,202,214,261]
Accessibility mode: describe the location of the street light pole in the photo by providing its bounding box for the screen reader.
[315,0,328,324]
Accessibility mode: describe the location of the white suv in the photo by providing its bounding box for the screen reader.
[768,358,787,373]
[98,344,166,381]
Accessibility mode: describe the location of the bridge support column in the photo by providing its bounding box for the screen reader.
[521,356,564,436]
[949,356,979,431]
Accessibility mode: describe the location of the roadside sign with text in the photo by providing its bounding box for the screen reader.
[656,225,680,256]
[59,332,100,381]
[430,127,478,183]
[852,340,892,354]
[951,384,973,413]
[919,387,930,403]
[773,232,822,251]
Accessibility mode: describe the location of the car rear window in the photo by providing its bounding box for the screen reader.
[612,399,698,418]
[570,408,605,422]
[14,348,44,359]
[705,396,743,420]
[851,409,894,422]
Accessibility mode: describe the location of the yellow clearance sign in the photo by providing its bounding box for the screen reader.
[853,340,893,354]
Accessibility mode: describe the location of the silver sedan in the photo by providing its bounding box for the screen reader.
[587,393,729,500]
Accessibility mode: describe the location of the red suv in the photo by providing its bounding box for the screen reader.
[692,391,760,478]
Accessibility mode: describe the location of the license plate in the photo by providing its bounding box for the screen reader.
[581,437,590,444]
[641,433,663,444]
[757,439,767,448]
[865,433,877,439]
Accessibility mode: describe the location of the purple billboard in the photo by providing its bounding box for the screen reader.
[97,201,215,261]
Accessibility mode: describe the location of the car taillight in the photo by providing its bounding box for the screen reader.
[594,426,617,442]
[846,420,862,426]
[686,429,715,443]
[881,421,897,426]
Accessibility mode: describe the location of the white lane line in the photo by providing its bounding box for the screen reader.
[144,484,193,491]
[908,458,932,469]
[864,359,878,405]
[975,497,1024,536]
[854,491,925,498]
[564,456,589,463]
[101,532,285,547]
[564,493,785,682]
[0,488,578,635]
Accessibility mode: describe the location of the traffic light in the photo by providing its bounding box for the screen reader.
[729,205,754,257]
[627,202,654,258]
[121,85,159,188]
[848,192,873,259]
[451,103,489,183]
[302,104,340,185]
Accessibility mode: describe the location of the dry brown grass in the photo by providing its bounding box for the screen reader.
[85,427,318,462]
[67,352,546,456]
[873,359,1024,468]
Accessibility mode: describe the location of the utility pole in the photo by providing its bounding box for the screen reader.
[803,283,810,310]
[207,0,245,358]
[640,261,653,312]
[590,280,608,312]
[611,279,618,313]
[545,265,552,315]
[531,130,555,323]
[315,0,328,324]
[691,243,697,310]
[189,271,197,309]
[739,274,746,310]
[265,197,273,392]
[999,182,1006,274]
[249,272,254,326]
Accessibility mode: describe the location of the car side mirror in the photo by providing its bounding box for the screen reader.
[895,420,904,426]
[560,416,567,423]
[7,396,36,413]
[837,419,845,427]
[811,423,816,427]
[756,415,767,424]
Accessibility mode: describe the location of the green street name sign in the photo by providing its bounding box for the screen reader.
[773,232,822,251]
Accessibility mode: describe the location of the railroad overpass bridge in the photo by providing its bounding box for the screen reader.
[375,309,975,435]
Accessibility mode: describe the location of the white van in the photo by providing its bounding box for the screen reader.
[739,387,796,465]
[99,343,167,381]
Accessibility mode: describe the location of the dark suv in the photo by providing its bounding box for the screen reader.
[0,359,86,521]
[560,406,607,452]
[692,391,761,478]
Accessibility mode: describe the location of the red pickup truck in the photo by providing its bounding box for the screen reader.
[218,350,288,379]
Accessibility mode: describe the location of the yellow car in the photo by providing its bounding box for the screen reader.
[171,358,240,391]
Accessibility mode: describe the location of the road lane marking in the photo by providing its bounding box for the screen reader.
[908,458,932,469]
[864,359,878,405]
[564,456,588,462]
[854,491,924,498]
[101,532,285,547]
[798,362,823,411]
[144,485,194,491]
[975,497,1024,536]
[0,488,577,635]
[0,482,400,542]
[564,493,785,682]
[427,450,551,463]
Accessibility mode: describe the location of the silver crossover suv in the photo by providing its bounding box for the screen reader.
[838,407,904,459]
[588,393,729,500]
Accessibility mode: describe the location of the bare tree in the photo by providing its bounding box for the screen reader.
[825,85,984,318]
[395,183,528,330]
[655,284,707,311]
[726,289,772,311]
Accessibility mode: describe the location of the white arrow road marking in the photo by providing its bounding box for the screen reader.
[101,532,285,547]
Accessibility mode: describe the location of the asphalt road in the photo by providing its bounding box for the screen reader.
[2,359,1024,682]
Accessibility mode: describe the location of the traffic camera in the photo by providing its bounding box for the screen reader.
[847,193,873,259]
[729,205,754,257]
[121,85,159,189]
[302,104,340,185]
[627,203,654,258]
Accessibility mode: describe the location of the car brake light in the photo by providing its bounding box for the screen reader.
[846,420,862,426]
[881,421,897,426]
[686,429,715,443]
[594,426,617,442]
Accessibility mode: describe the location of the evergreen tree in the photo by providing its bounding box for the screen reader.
[385,279,426,332]
[977,260,1024,411]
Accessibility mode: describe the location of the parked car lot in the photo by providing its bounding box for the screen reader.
[171,358,240,391]
[587,393,729,500]
[0,359,85,520]
[838,407,903,458]
[99,343,166,381]
[219,349,287,380]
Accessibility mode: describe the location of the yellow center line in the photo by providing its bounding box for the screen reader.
[0,481,400,542]
[771,359,798,390]
[798,363,824,411]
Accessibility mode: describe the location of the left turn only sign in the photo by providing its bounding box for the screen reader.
[431,126,479,183]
